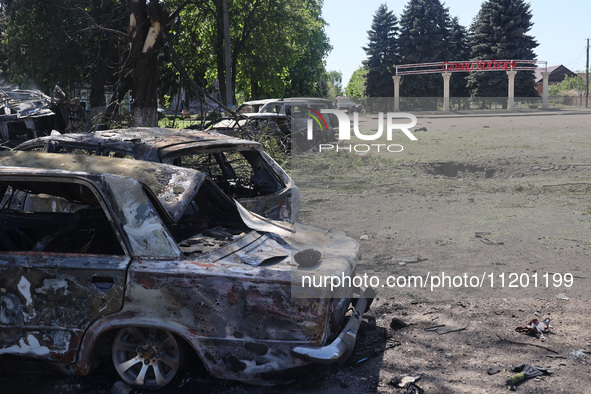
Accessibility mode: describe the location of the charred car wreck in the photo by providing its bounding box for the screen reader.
[0,86,88,147]
[16,127,299,221]
[0,151,372,389]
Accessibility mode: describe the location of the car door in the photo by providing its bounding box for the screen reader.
[0,177,129,363]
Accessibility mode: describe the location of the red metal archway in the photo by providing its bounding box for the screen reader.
[392,60,548,111]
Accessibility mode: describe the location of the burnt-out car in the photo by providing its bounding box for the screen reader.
[15,127,299,221]
[0,151,371,389]
[206,113,294,150]
[0,86,88,147]
[207,111,334,153]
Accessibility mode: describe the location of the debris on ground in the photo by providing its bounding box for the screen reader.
[397,256,427,264]
[568,349,588,360]
[389,376,425,393]
[515,317,551,341]
[474,231,504,245]
[390,317,410,330]
[507,364,552,391]
[487,367,503,375]
[352,338,401,365]
[424,324,468,335]
[555,293,570,300]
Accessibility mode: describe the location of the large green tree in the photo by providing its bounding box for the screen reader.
[346,66,367,99]
[2,0,128,117]
[163,0,331,103]
[398,0,451,98]
[467,0,539,97]
[2,0,86,91]
[2,0,331,125]
[363,3,398,97]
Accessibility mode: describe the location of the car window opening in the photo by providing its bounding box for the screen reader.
[167,179,250,258]
[0,180,124,255]
[173,151,282,200]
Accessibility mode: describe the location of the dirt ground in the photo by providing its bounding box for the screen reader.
[290,110,591,393]
[2,111,591,393]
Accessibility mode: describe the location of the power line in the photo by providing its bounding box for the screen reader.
[564,49,585,69]
[563,46,587,68]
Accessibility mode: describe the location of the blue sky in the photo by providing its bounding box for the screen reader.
[322,0,590,86]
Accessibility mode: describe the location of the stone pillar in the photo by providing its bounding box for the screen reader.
[393,75,401,112]
[442,72,451,112]
[507,70,517,111]
[542,71,550,109]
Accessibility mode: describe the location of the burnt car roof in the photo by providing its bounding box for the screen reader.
[0,151,208,223]
[15,127,261,153]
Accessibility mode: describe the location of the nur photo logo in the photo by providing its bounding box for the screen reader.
[306,109,418,153]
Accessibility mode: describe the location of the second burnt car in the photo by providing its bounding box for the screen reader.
[206,98,338,153]
[15,127,299,221]
[0,151,371,389]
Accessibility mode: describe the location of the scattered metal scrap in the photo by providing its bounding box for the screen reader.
[390,317,411,330]
[389,375,425,393]
[474,231,504,245]
[507,364,553,391]
[516,317,551,341]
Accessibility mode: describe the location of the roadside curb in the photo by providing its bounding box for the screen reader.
[414,109,591,119]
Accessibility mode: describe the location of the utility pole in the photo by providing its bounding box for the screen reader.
[586,38,589,108]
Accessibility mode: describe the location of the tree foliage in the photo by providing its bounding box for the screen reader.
[467,0,539,97]
[323,70,343,97]
[3,0,86,91]
[168,0,330,103]
[363,3,398,97]
[448,16,469,97]
[548,74,587,96]
[346,66,367,99]
[0,0,331,127]
[2,0,128,117]
[398,0,451,98]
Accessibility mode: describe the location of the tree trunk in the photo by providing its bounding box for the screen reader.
[131,52,159,126]
[127,0,169,126]
[132,106,157,126]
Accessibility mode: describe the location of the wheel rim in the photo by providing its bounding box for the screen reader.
[112,327,181,389]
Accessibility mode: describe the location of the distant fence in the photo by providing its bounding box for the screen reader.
[346,96,590,113]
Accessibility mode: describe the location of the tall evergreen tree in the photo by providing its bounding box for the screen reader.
[398,0,451,98]
[362,4,399,97]
[467,0,539,97]
[447,16,470,97]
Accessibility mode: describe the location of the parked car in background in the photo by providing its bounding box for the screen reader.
[210,98,337,152]
[15,127,299,222]
[206,112,294,150]
[234,99,274,114]
[0,151,371,389]
[336,96,356,113]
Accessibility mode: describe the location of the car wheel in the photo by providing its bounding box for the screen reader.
[112,327,184,389]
